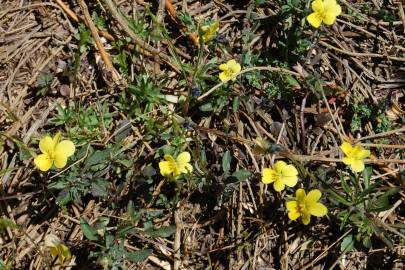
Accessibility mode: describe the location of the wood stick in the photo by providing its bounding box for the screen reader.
[78,0,121,82]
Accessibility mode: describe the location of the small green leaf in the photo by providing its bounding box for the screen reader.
[231,170,251,181]
[340,234,354,252]
[362,236,372,249]
[199,103,213,112]
[80,218,99,241]
[222,150,232,173]
[126,249,152,262]
[145,225,176,238]
[363,166,372,189]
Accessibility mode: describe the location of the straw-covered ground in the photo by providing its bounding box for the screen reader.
[0,0,404,269]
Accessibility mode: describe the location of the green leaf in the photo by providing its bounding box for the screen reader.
[117,225,135,238]
[340,175,352,197]
[222,150,232,173]
[340,234,354,252]
[80,218,99,241]
[0,218,17,231]
[232,97,240,113]
[91,179,109,197]
[232,170,252,181]
[126,249,152,262]
[362,236,372,249]
[199,103,213,112]
[86,149,112,167]
[362,166,372,189]
[145,225,176,238]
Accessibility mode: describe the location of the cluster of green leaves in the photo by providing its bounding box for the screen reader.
[316,165,401,250]
[52,102,114,143]
[79,201,177,269]
[49,141,133,206]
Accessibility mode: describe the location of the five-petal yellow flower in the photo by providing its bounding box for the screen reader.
[219,59,241,82]
[159,152,193,178]
[307,0,342,28]
[340,142,370,173]
[200,21,219,44]
[286,188,328,225]
[44,234,72,264]
[34,133,75,172]
[262,161,298,192]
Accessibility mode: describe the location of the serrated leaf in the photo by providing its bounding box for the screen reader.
[126,249,152,262]
[80,218,99,241]
[145,225,176,238]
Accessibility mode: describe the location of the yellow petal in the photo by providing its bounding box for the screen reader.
[176,152,191,164]
[219,64,228,71]
[52,132,62,145]
[183,163,193,174]
[227,59,237,68]
[324,0,341,16]
[353,145,370,159]
[307,12,322,28]
[55,140,75,158]
[282,164,298,177]
[54,154,68,169]
[296,189,306,202]
[159,160,174,176]
[273,179,285,192]
[39,136,55,155]
[219,71,229,82]
[288,211,301,221]
[306,189,322,203]
[50,246,59,257]
[322,13,338,25]
[340,142,353,156]
[301,212,311,225]
[274,160,287,173]
[262,168,276,184]
[34,154,53,171]
[309,202,328,217]
[230,62,241,73]
[283,175,298,187]
[286,201,298,212]
[342,157,354,166]
[351,159,365,172]
[311,0,324,13]
[60,244,72,260]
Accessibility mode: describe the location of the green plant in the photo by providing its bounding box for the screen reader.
[49,142,134,206]
[51,102,114,143]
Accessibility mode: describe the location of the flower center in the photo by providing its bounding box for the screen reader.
[298,202,307,214]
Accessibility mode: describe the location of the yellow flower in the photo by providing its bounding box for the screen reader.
[262,161,298,192]
[34,133,75,172]
[286,189,328,225]
[200,21,219,44]
[219,59,241,82]
[307,0,342,28]
[44,234,72,264]
[159,152,193,178]
[340,142,370,173]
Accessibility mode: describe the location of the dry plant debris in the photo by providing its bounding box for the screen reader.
[0,0,404,269]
